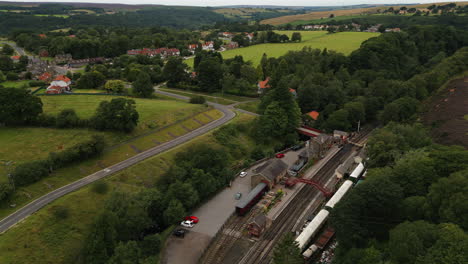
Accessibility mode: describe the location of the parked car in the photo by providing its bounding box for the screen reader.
[234,192,242,200]
[291,144,304,151]
[181,220,194,228]
[239,171,247,178]
[275,153,285,158]
[184,216,199,224]
[173,229,187,238]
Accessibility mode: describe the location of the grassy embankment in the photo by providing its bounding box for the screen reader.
[185,31,379,67]
[0,112,255,264]
[0,95,222,218]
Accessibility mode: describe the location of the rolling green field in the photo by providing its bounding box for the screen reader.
[0,112,254,264]
[289,15,365,26]
[186,31,379,67]
[0,95,207,175]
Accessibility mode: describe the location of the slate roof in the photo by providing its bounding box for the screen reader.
[251,214,267,228]
[254,159,288,182]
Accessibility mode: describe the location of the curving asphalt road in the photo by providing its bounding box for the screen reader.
[0,90,236,234]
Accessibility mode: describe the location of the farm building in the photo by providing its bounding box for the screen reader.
[251,159,288,188]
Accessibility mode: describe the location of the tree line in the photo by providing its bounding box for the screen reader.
[329,123,468,264]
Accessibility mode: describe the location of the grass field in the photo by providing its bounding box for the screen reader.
[0,112,255,264]
[235,100,261,114]
[34,14,69,18]
[186,31,379,67]
[289,14,366,26]
[0,80,30,88]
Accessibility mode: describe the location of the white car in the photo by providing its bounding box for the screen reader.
[240,171,247,178]
[181,220,194,228]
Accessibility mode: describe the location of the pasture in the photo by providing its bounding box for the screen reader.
[0,112,254,264]
[0,95,206,169]
[186,31,379,67]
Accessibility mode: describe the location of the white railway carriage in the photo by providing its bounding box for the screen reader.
[349,162,365,180]
[295,209,329,250]
[325,180,353,209]
[303,244,319,258]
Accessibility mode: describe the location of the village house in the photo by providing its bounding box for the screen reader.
[223,41,239,50]
[247,214,270,237]
[46,75,72,94]
[187,44,198,54]
[307,111,320,121]
[245,32,254,42]
[251,159,288,189]
[10,55,20,62]
[202,41,214,51]
[257,77,271,94]
[289,88,297,98]
[385,28,401,33]
[38,72,53,82]
[126,48,180,58]
[68,57,105,68]
[54,54,73,64]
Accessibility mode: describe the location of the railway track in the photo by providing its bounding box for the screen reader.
[200,208,258,264]
[238,145,353,264]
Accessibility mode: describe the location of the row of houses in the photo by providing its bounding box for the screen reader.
[126,48,180,58]
[303,23,400,33]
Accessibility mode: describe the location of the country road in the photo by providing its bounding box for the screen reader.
[0,89,236,234]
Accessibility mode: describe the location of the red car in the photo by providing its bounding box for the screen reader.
[184,216,199,223]
[276,153,285,158]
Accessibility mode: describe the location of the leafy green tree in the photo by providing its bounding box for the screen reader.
[425,170,468,229]
[197,57,223,92]
[381,97,420,124]
[391,150,437,197]
[76,71,106,89]
[105,80,125,94]
[324,109,351,132]
[2,44,14,55]
[91,98,139,133]
[163,199,186,226]
[84,210,118,264]
[388,221,439,264]
[56,109,80,128]
[166,181,199,209]
[0,70,5,82]
[416,223,468,264]
[256,101,288,139]
[163,57,188,87]
[0,88,43,125]
[401,196,427,221]
[240,64,258,84]
[330,174,404,248]
[107,241,141,264]
[0,182,13,202]
[132,71,153,98]
[291,32,302,42]
[273,233,303,264]
[141,234,162,256]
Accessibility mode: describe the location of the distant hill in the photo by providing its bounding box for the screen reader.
[260,1,468,25]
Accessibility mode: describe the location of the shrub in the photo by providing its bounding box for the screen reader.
[92,181,109,194]
[56,109,80,128]
[11,160,49,186]
[29,80,46,87]
[189,96,206,104]
[0,182,14,202]
[52,205,70,220]
[91,98,139,133]
[6,72,19,81]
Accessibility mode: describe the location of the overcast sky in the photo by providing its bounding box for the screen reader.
[8,0,467,7]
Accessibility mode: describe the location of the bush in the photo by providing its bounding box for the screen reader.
[6,72,19,81]
[0,182,14,202]
[92,181,109,194]
[52,205,69,220]
[91,98,139,133]
[29,80,46,87]
[56,109,80,128]
[11,160,49,186]
[33,113,57,127]
[48,135,106,170]
[189,96,206,104]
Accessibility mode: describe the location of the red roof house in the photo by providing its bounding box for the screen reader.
[10,55,20,61]
[38,72,53,81]
[38,34,47,39]
[257,77,271,94]
[45,86,65,94]
[54,75,71,83]
[307,111,320,121]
